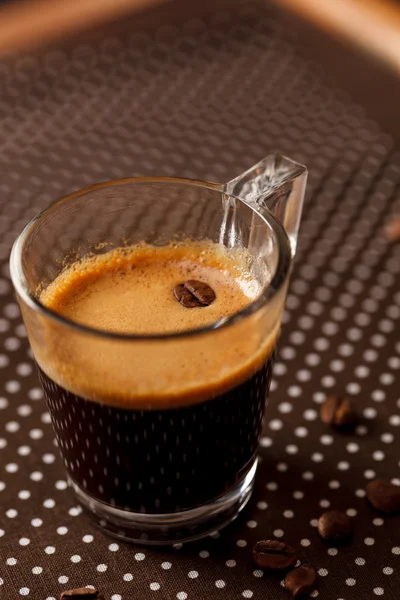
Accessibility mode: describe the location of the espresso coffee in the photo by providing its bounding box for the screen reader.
[38,241,279,514]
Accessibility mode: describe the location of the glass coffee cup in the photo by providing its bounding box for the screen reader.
[10,154,307,544]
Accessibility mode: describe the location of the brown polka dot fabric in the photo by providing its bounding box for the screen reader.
[0,3,399,599]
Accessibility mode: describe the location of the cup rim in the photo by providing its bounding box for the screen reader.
[10,176,292,342]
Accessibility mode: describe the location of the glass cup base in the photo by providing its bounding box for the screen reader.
[69,457,258,545]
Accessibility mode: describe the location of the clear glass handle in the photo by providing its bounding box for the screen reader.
[223,154,307,256]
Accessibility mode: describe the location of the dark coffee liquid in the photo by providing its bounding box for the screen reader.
[37,242,278,515]
[39,356,273,513]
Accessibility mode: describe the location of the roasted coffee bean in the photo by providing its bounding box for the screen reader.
[320,396,357,429]
[184,280,216,305]
[317,510,353,543]
[174,280,216,307]
[60,589,104,599]
[252,539,297,571]
[285,564,317,598]
[366,479,400,515]
[173,283,201,308]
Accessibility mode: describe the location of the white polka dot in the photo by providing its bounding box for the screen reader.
[177,593,188,600]
[373,588,384,595]
[246,520,257,529]
[304,409,318,420]
[30,471,43,481]
[5,380,21,393]
[355,365,370,378]
[372,390,386,403]
[135,552,145,561]
[338,343,354,357]
[347,443,359,453]
[295,426,308,438]
[18,490,31,500]
[42,453,55,464]
[7,558,17,565]
[318,568,328,576]
[71,555,81,563]
[329,480,340,489]
[150,583,160,591]
[57,526,68,535]
[278,402,293,414]
[19,588,30,596]
[188,570,199,578]
[286,445,298,455]
[32,566,42,574]
[300,538,311,547]
[6,463,18,473]
[242,591,253,598]
[356,425,368,436]
[346,382,361,394]
[381,433,394,443]
[274,529,284,538]
[306,353,321,366]
[6,509,18,518]
[236,540,247,548]
[364,537,375,546]
[296,369,312,381]
[215,580,226,588]
[55,480,68,490]
[29,429,43,440]
[108,543,119,552]
[97,564,107,572]
[392,547,400,555]
[269,419,283,431]
[16,363,32,377]
[257,501,268,510]
[330,359,345,372]
[58,576,68,584]
[320,435,333,445]
[266,481,278,491]
[383,567,393,575]
[327,548,338,556]
[45,546,56,554]
[260,436,273,448]
[314,338,329,351]
[82,535,93,543]
[313,392,326,404]
[355,557,366,565]
[288,385,302,397]
[338,461,350,471]
[293,491,304,499]
[19,537,30,546]
[253,570,263,577]
[312,452,324,463]
[321,375,335,388]
[346,509,357,517]
[283,510,294,518]
[310,519,318,527]
[6,421,20,433]
[364,349,378,362]
[346,578,356,586]
[68,506,82,517]
[277,462,288,472]
[302,471,314,480]
[389,415,400,426]
[31,518,42,527]
[364,407,377,419]
[111,596,122,600]
[17,405,32,417]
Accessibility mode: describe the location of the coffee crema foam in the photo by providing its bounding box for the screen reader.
[38,241,281,408]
